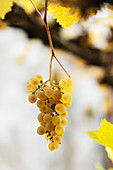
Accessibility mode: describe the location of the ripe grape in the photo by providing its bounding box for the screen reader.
[55,103,65,114]
[26,84,36,91]
[55,143,60,149]
[59,111,68,118]
[53,135,62,144]
[37,90,46,100]
[37,126,46,135]
[60,117,68,126]
[35,75,43,82]
[51,130,56,136]
[66,79,72,87]
[29,78,40,87]
[37,100,45,108]
[59,79,68,88]
[39,105,47,113]
[43,114,52,123]
[45,87,54,98]
[64,102,71,109]
[45,123,54,131]
[48,142,56,151]
[28,94,37,103]
[52,90,61,101]
[62,92,72,103]
[37,113,45,122]
[55,125,65,135]
[52,116,60,125]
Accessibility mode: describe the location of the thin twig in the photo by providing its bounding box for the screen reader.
[30,0,71,78]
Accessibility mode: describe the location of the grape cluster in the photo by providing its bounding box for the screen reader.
[26,75,72,151]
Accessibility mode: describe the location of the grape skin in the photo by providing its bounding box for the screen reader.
[29,78,40,87]
[48,142,56,151]
[55,125,65,135]
[55,103,65,114]
[37,126,46,135]
[45,87,54,98]
[28,94,37,103]
[43,114,52,123]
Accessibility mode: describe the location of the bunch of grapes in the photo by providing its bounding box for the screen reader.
[26,75,72,151]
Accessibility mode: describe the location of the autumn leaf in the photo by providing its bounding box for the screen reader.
[87,119,113,162]
[0,0,17,19]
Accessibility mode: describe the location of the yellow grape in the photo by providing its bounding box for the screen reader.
[40,121,46,127]
[37,126,46,135]
[39,105,47,113]
[64,102,71,109]
[55,143,60,149]
[62,92,72,103]
[37,100,45,108]
[51,130,56,136]
[53,135,62,144]
[60,117,68,126]
[52,116,60,125]
[55,103,65,114]
[43,114,52,123]
[37,90,46,100]
[45,87,54,98]
[66,79,72,87]
[45,123,54,131]
[52,90,61,101]
[48,142,56,151]
[35,75,43,82]
[46,108,53,114]
[26,84,35,91]
[28,94,37,103]
[59,79,68,88]
[29,78,40,87]
[55,125,65,135]
[28,92,32,98]
[48,98,55,104]
[59,111,68,118]
[37,113,45,122]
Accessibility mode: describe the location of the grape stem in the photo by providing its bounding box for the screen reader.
[30,0,71,82]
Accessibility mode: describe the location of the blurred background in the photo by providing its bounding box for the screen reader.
[0,1,113,170]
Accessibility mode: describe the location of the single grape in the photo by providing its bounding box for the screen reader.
[43,114,52,123]
[52,90,61,101]
[26,84,35,91]
[59,111,68,118]
[35,75,43,82]
[37,100,45,108]
[29,78,40,87]
[37,90,46,100]
[28,94,37,103]
[46,108,53,114]
[59,79,68,88]
[66,79,72,87]
[37,113,45,122]
[48,142,56,151]
[55,103,65,114]
[45,123,54,131]
[64,102,71,109]
[48,98,55,104]
[60,117,68,126]
[55,143,60,149]
[45,87,54,98]
[53,135,62,144]
[51,130,56,136]
[55,125,65,135]
[62,92,72,103]
[52,116,60,125]
[37,126,46,135]
[39,105,47,113]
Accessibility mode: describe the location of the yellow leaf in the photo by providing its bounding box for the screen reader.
[87,119,113,162]
[48,3,82,28]
[86,130,102,145]
[0,0,17,19]
[97,119,113,150]
[105,147,113,163]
